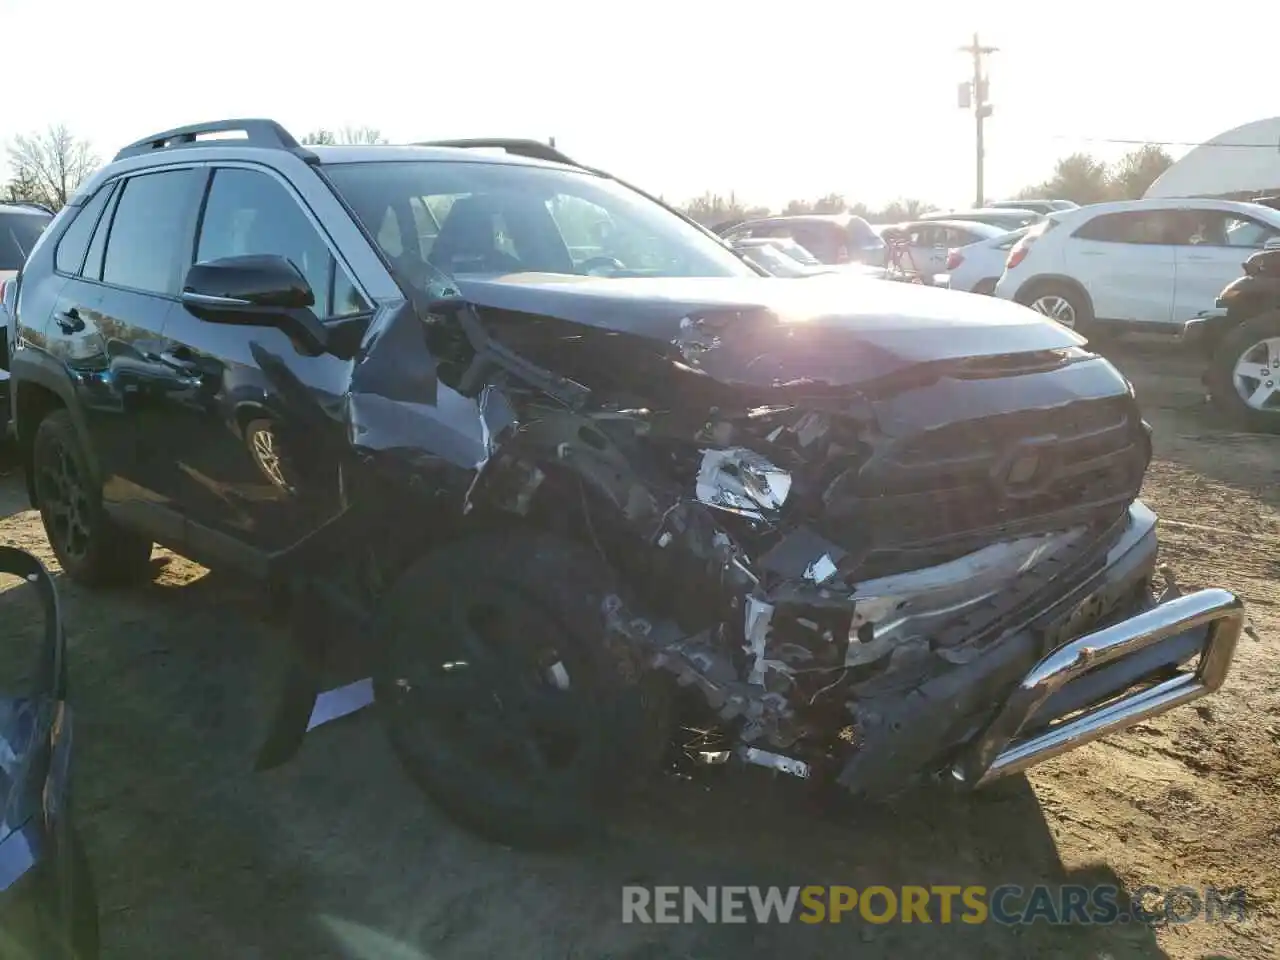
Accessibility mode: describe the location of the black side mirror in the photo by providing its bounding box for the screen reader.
[181,254,328,354]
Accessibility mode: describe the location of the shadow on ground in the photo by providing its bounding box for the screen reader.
[0,560,1169,959]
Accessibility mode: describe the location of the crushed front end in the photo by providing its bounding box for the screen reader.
[609,338,1244,796]
[350,277,1244,799]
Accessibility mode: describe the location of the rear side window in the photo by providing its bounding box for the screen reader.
[0,210,52,272]
[1072,211,1176,245]
[55,184,115,276]
[82,186,121,282]
[102,170,199,294]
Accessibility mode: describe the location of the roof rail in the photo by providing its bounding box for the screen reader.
[415,138,583,169]
[113,118,316,163]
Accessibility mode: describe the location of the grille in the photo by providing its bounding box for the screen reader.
[820,396,1146,560]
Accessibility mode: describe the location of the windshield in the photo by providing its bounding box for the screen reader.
[0,211,50,271]
[325,160,755,292]
[846,215,883,248]
[761,237,821,265]
[736,243,808,277]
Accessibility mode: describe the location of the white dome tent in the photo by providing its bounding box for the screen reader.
[1144,117,1280,200]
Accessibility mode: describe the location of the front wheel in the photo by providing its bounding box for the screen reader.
[372,532,671,849]
[1207,310,1280,432]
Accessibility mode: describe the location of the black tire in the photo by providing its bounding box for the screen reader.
[32,410,153,586]
[1019,280,1095,334]
[970,277,999,296]
[372,531,671,849]
[1207,310,1280,433]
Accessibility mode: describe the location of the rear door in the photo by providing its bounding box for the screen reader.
[1172,209,1280,323]
[1064,210,1178,325]
[15,186,116,371]
[904,224,942,274]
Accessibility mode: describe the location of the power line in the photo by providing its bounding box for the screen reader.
[1049,135,1280,149]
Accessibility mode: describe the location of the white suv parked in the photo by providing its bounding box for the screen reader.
[993,198,1280,333]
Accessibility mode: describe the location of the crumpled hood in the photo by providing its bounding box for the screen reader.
[453,273,1087,388]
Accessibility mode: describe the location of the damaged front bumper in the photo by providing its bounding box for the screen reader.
[952,585,1242,787]
[856,499,1242,793]
[729,501,1244,794]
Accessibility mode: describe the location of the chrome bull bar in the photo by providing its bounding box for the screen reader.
[953,588,1244,788]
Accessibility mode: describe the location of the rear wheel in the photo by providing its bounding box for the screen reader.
[373,532,670,849]
[1207,310,1280,432]
[1021,281,1093,332]
[32,411,153,586]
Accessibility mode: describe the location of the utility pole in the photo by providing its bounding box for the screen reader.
[958,34,997,207]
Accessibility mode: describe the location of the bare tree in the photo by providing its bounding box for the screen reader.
[682,190,769,226]
[301,126,387,146]
[7,125,99,211]
[301,129,338,145]
[341,125,386,145]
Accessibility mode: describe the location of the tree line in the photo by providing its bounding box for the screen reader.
[678,144,1176,226]
[1,124,1173,223]
[0,125,386,210]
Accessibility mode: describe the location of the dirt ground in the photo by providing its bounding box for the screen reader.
[0,342,1276,960]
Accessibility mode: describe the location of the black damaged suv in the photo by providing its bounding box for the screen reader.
[7,119,1246,847]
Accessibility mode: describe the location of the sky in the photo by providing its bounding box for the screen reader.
[5,0,1280,210]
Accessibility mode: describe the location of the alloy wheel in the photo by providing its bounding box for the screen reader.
[35,437,92,563]
[1029,294,1076,328]
[250,427,289,489]
[1231,336,1280,411]
[385,586,587,787]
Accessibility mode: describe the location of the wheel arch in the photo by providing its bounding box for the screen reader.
[1013,274,1094,314]
[1211,293,1280,356]
[11,361,93,509]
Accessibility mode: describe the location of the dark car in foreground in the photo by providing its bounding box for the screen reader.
[6,119,1245,850]
[0,547,97,957]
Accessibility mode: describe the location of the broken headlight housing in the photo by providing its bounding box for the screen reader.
[695,447,792,522]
